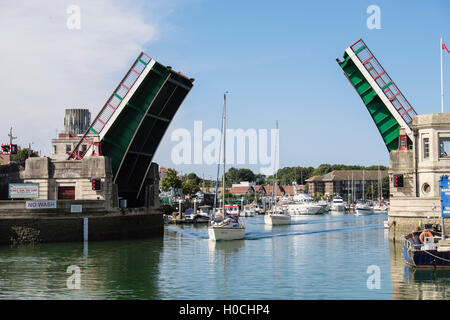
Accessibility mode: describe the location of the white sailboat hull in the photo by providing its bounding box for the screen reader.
[355,206,372,215]
[264,214,291,225]
[208,225,245,241]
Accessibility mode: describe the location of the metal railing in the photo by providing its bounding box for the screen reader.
[68,52,152,160]
[350,39,417,126]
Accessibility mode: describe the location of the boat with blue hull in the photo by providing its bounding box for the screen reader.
[401,225,450,269]
[402,175,450,268]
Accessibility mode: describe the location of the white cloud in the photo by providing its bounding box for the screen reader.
[0,0,167,155]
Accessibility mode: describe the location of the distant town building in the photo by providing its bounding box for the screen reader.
[64,109,91,134]
[228,183,305,197]
[52,109,94,160]
[159,166,168,180]
[306,170,388,200]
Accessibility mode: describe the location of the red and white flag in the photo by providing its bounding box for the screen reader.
[443,41,450,54]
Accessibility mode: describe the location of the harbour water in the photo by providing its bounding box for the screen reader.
[0,213,449,300]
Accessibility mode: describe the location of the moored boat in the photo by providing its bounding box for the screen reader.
[354,200,373,215]
[330,196,346,212]
[240,204,256,217]
[401,175,450,268]
[401,224,450,269]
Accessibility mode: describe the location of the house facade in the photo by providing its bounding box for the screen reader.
[306,170,388,200]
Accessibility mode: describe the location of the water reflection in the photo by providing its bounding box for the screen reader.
[4,214,450,299]
[0,239,163,299]
[390,241,450,299]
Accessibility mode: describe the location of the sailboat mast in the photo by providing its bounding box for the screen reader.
[272,120,278,209]
[378,165,381,203]
[362,169,365,201]
[222,92,227,217]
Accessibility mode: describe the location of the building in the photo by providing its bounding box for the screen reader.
[306,170,388,200]
[51,133,97,161]
[64,109,91,134]
[159,166,168,180]
[388,114,450,239]
[51,109,94,161]
[227,183,304,197]
[230,181,255,195]
[282,185,305,196]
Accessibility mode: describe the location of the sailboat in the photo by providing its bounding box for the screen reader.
[264,120,291,225]
[373,166,388,213]
[355,169,373,215]
[208,92,245,241]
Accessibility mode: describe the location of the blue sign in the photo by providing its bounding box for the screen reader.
[440,175,450,218]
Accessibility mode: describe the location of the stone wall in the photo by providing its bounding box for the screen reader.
[0,212,163,245]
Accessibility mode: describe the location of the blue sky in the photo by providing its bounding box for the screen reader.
[1,0,449,179]
[148,0,450,178]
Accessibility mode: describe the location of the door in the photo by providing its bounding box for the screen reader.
[58,186,75,200]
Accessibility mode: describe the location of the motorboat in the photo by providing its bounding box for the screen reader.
[240,205,256,217]
[225,204,240,216]
[401,224,450,268]
[286,202,322,215]
[373,202,388,213]
[401,175,450,268]
[317,200,330,213]
[287,193,323,215]
[192,205,212,223]
[354,200,373,215]
[330,196,346,212]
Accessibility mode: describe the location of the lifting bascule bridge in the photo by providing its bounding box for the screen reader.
[67,52,194,207]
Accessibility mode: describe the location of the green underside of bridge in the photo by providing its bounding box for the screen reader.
[101,62,170,176]
[337,53,411,152]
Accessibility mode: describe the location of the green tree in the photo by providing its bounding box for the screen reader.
[160,168,182,192]
[11,148,34,162]
[186,172,201,184]
[182,179,200,195]
[225,167,256,186]
[364,176,390,200]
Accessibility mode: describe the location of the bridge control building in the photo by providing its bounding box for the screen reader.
[0,52,194,244]
[338,39,450,239]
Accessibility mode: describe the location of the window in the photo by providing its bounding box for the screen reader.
[66,145,71,153]
[439,137,450,158]
[423,138,429,158]
[422,183,431,194]
[53,145,57,154]
[400,138,407,149]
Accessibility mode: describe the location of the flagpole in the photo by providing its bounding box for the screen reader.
[442,37,444,113]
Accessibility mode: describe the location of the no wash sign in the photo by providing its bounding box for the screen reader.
[25,200,57,209]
